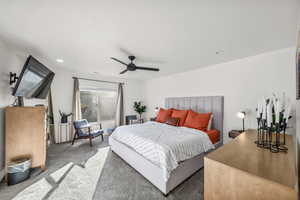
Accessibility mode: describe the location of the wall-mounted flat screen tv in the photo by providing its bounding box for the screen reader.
[12,55,55,99]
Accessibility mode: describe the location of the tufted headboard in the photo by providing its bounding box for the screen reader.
[165,96,224,146]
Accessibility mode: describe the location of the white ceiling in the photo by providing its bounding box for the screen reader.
[0,0,299,80]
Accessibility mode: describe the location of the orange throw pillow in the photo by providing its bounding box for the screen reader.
[156,108,173,123]
[204,129,220,144]
[171,109,188,126]
[184,110,212,131]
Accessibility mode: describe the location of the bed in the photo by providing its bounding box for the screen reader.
[109,96,224,195]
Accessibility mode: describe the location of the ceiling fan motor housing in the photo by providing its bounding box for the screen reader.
[128,63,136,71]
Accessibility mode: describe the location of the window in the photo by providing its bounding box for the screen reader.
[80,90,117,123]
[79,80,118,131]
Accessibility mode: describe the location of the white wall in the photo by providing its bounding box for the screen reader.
[145,48,296,144]
[0,40,18,179]
[0,40,146,180]
[294,13,300,194]
[295,87,299,192]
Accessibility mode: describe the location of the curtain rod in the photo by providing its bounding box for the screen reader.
[72,77,124,85]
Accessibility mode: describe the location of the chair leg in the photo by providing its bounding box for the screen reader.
[101,134,104,142]
[89,136,93,147]
[71,134,77,145]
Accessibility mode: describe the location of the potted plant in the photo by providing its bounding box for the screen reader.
[59,110,73,123]
[133,101,146,120]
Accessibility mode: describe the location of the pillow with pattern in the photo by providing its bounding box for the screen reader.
[165,117,180,126]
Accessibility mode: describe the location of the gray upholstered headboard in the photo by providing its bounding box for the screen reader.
[165,96,224,145]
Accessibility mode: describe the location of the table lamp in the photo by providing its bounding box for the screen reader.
[154,107,159,114]
[237,111,246,132]
[149,107,159,121]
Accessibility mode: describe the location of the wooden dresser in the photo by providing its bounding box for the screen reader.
[5,106,47,172]
[204,130,297,200]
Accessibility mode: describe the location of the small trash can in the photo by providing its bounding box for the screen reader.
[7,158,31,185]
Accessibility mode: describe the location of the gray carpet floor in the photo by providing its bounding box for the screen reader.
[0,136,204,200]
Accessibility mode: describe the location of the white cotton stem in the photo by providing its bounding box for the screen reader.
[257,102,261,118]
[284,102,291,123]
[275,100,281,123]
[266,101,273,127]
[282,92,286,110]
[262,99,267,120]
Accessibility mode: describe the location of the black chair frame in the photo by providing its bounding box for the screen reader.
[72,122,104,147]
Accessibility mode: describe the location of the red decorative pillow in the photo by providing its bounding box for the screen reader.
[204,129,220,144]
[183,110,212,131]
[156,108,173,123]
[171,109,188,126]
[165,117,180,126]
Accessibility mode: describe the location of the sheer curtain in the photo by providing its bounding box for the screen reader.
[115,83,124,126]
[72,78,82,126]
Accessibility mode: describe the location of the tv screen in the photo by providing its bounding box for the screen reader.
[12,55,55,99]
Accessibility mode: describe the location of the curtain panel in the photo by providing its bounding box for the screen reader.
[115,83,124,126]
[47,89,55,144]
[72,78,82,131]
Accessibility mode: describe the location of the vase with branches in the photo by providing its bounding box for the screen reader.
[133,101,146,120]
[59,110,73,123]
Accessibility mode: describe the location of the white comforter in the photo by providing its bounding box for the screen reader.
[110,121,214,181]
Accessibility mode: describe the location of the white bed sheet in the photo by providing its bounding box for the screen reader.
[110,121,214,181]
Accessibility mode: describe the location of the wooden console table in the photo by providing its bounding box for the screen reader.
[204,130,297,200]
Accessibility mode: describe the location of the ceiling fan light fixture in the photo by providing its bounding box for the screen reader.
[110,55,160,74]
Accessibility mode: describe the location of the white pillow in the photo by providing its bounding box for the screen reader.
[207,114,213,130]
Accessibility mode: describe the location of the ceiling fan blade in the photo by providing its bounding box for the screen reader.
[136,66,160,71]
[111,57,128,66]
[120,69,128,74]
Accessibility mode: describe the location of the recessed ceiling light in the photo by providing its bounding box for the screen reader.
[56,59,64,63]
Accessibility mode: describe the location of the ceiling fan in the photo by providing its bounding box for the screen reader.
[111,55,160,74]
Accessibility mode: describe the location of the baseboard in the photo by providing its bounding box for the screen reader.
[0,169,4,182]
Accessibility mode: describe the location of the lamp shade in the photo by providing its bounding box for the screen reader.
[237,111,246,119]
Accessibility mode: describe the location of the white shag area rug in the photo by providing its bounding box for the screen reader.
[12,147,110,200]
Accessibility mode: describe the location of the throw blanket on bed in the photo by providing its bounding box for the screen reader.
[110,121,214,181]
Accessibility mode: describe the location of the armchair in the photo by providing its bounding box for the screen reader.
[72,119,104,147]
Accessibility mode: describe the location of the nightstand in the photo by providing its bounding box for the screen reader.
[229,130,243,138]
